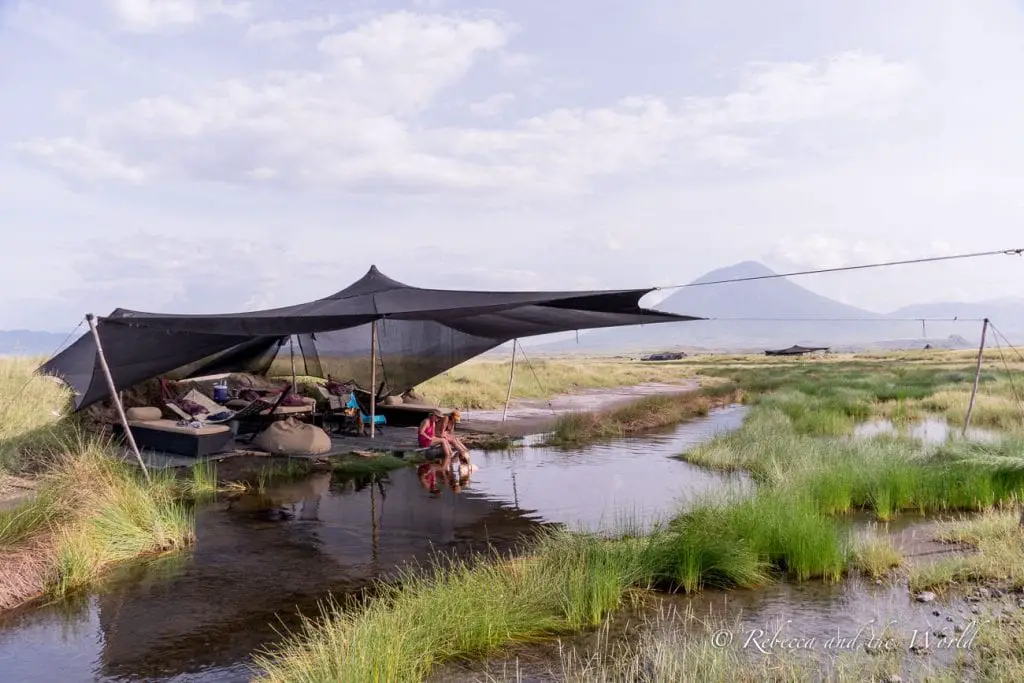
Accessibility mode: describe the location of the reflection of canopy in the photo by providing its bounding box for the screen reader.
[764,345,830,356]
[41,266,701,411]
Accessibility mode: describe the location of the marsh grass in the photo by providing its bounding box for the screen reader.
[254,530,644,683]
[908,509,1024,593]
[0,356,78,474]
[849,527,903,579]
[538,603,920,683]
[1,436,197,607]
[547,388,741,447]
[331,454,412,476]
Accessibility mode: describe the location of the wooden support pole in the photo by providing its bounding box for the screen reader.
[289,336,298,393]
[370,320,378,439]
[502,339,518,423]
[87,314,151,483]
[963,318,989,437]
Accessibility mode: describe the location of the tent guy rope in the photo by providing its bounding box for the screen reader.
[655,247,1024,291]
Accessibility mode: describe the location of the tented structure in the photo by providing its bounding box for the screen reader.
[764,345,830,356]
[41,266,701,412]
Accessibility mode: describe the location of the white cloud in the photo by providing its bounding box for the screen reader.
[109,0,251,32]
[13,137,145,184]
[765,235,900,270]
[16,37,914,194]
[245,14,343,42]
[469,92,515,116]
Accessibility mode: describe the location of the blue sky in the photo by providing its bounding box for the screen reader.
[2,0,1023,331]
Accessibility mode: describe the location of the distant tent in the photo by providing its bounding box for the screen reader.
[41,266,702,412]
[641,352,687,361]
[764,345,829,356]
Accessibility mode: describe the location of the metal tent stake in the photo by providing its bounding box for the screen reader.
[963,318,989,437]
[370,319,378,439]
[502,339,518,423]
[86,314,151,483]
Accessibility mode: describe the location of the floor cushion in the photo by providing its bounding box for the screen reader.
[126,406,162,421]
[254,418,331,455]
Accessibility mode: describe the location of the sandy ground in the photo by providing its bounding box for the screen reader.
[459,380,699,437]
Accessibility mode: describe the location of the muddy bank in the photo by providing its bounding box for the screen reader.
[460,380,700,436]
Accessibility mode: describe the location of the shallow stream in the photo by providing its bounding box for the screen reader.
[0,407,748,682]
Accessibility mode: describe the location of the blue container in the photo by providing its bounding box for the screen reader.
[213,383,229,403]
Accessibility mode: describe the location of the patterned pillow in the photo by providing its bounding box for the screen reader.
[178,398,209,416]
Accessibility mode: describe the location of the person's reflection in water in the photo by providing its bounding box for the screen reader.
[417,462,444,496]
[449,462,478,494]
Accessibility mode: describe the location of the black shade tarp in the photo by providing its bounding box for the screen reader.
[764,345,830,356]
[41,266,701,411]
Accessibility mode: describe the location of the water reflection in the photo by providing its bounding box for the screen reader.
[853,417,1000,444]
[0,406,749,682]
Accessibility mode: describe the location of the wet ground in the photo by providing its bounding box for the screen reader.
[0,405,747,682]
[853,417,1001,444]
[441,575,1003,683]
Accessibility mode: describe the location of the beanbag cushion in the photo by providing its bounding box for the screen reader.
[253,418,331,455]
[126,406,162,422]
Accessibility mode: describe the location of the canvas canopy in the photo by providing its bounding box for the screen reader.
[41,266,700,412]
[764,345,830,356]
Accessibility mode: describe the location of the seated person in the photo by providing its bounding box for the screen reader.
[418,410,454,469]
[441,410,472,467]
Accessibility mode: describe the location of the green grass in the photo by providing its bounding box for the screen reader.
[330,454,415,476]
[254,530,642,683]
[908,508,1024,594]
[546,387,741,447]
[849,527,903,579]
[1,436,198,608]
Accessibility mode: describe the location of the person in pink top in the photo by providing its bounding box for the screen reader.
[418,410,453,469]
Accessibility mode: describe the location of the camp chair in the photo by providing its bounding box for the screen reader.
[350,389,386,432]
[314,385,361,435]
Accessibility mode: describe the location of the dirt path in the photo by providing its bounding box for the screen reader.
[459,380,700,437]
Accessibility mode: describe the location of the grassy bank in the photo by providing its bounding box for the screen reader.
[0,356,76,474]
[546,385,743,447]
[418,357,693,409]
[0,438,209,609]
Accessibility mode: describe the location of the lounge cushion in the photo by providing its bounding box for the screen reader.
[128,419,230,436]
[253,418,331,455]
[126,406,162,421]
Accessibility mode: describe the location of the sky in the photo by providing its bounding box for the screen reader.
[2,0,1023,331]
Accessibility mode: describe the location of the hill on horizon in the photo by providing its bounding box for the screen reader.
[545,261,1016,353]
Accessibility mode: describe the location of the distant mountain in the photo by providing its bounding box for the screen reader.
[0,330,80,357]
[546,261,1012,353]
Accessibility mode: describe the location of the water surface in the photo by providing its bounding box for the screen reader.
[0,406,748,682]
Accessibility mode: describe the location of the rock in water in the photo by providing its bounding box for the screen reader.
[916,591,937,603]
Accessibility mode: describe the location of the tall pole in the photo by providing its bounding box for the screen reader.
[963,318,989,436]
[87,314,151,483]
[502,339,518,423]
[370,320,378,439]
[289,336,297,391]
